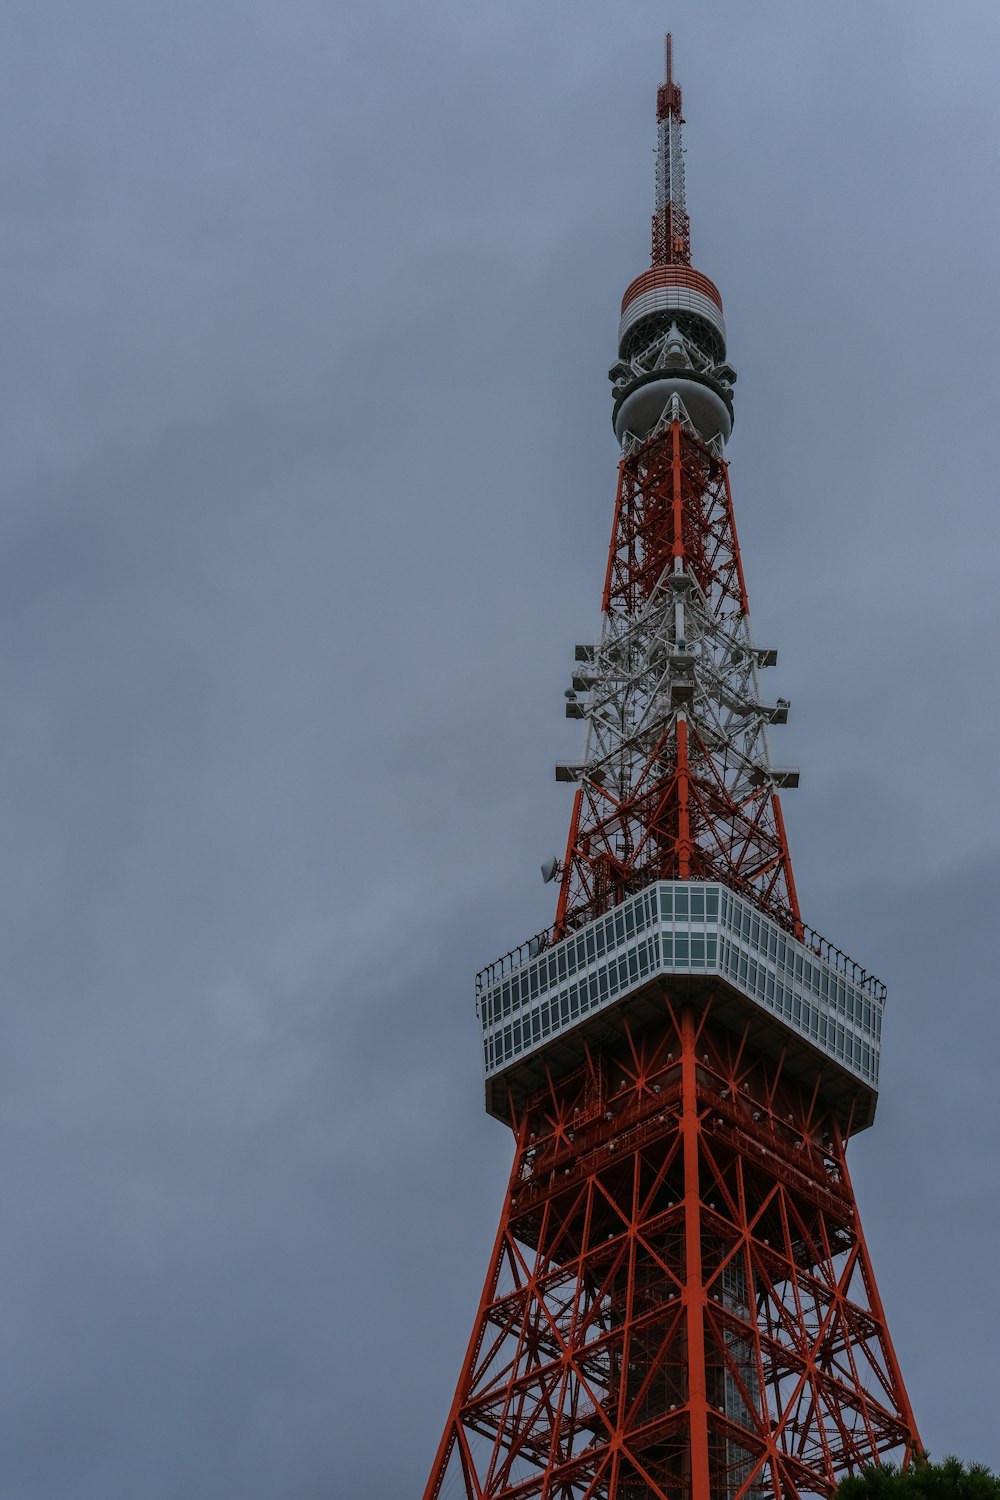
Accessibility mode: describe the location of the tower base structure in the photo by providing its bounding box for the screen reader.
[424,995,918,1500]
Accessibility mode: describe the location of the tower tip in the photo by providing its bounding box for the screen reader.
[658,32,683,120]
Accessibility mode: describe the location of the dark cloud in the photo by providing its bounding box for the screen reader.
[0,1,996,1493]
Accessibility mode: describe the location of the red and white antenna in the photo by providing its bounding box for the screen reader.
[652,32,690,265]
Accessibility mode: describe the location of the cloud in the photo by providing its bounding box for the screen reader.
[0,1,996,1492]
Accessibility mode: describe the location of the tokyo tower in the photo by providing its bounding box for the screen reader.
[423,37,920,1500]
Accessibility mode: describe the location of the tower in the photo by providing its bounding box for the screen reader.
[423,38,920,1500]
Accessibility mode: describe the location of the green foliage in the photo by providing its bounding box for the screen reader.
[837,1458,1000,1500]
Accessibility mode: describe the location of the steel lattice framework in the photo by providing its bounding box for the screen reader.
[553,413,799,940]
[652,35,690,268]
[424,1007,917,1500]
[423,37,920,1500]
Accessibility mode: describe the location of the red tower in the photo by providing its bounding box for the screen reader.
[424,39,920,1500]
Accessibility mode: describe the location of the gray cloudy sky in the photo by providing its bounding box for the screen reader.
[0,1,998,1495]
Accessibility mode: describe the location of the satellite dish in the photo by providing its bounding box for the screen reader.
[540,855,559,884]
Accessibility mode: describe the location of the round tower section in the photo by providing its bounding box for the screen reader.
[612,266,735,447]
[619,266,726,365]
[612,369,733,448]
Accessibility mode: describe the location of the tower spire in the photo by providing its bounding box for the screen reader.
[653,32,691,266]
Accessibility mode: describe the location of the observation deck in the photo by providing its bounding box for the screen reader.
[477,881,885,1133]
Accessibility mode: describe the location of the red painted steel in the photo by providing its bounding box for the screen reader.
[424,1008,920,1499]
[659,33,683,122]
[554,418,799,939]
[423,1007,920,1499]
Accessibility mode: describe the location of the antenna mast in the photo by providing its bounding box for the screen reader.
[652,32,691,266]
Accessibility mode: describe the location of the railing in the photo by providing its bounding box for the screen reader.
[476,926,550,996]
[477,883,885,1006]
[477,879,884,1104]
[801,921,886,1004]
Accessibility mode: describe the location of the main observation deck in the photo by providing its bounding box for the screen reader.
[477,881,885,1133]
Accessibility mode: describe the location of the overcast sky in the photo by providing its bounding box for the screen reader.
[0,2,998,1495]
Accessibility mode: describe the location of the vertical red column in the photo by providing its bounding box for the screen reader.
[681,1010,711,1500]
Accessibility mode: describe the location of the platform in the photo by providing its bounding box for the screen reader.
[477,881,885,1130]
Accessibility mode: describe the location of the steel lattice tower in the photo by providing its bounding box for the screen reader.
[423,38,920,1500]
